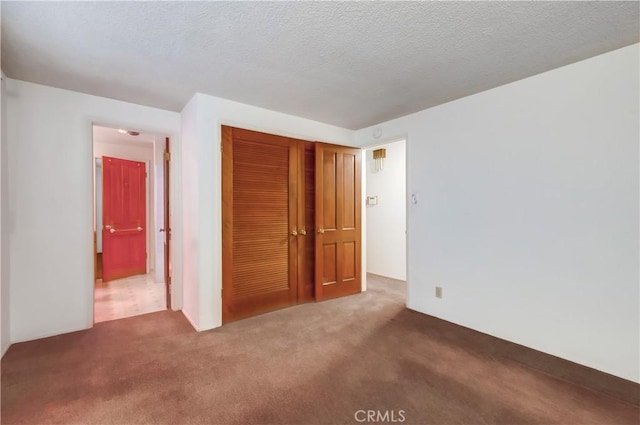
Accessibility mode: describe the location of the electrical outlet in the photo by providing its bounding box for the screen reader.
[435,286,443,299]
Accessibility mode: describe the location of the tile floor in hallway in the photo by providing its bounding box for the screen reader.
[94,273,166,323]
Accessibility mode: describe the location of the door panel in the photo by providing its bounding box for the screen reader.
[315,143,362,301]
[222,126,299,322]
[322,243,338,285]
[102,156,146,282]
[322,152,337,231]
[343,241,356,281]
[342,153,356,229]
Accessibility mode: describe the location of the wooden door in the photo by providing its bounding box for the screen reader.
[163,137,171,308]
[315,143,362,300]
[102,156,147,282]
[222,127,300,322]
[297,142,316,302]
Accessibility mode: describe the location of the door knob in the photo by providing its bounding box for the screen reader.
[299,229,307,236]
[137,227,143,231]
[110,228,115,233]
[291,229,298,236]
[318,228,325,234]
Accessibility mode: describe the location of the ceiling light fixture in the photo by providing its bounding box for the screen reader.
[117,129,140,136]
[373,148,386,172]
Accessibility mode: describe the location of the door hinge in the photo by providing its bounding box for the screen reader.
[165,151,171,161]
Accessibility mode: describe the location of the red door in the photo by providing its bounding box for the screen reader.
[102,156,147,282]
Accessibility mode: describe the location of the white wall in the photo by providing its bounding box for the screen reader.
[153,139,166,284]
[365,140,406,280]
[180,93,356,331]
[93,138,155,272]
[179,95,201,329]
[5,79,180,343]
[355,44,640,383]
[94,141,155,161]
[1,71,10,357]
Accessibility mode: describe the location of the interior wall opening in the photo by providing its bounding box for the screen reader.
[92,124,170,323]
[364,139,407,290]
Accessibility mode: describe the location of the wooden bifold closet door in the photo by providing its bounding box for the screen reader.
[222,126,360,323]
[315,143,362,301]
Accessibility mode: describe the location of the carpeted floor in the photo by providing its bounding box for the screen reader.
[2,274,638,424]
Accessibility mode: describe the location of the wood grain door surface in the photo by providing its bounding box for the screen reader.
[222,126,361,322]
[222,127,299,322]
[315,143,362,300]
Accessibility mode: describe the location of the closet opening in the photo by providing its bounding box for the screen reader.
[221,126,362,323]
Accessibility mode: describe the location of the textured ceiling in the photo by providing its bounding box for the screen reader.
[2,2,638,129]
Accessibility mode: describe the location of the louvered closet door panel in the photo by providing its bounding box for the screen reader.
[222,126,298,323]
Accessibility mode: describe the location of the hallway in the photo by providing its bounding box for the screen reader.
[94,273,165,323]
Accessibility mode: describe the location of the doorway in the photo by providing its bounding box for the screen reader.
[92,125,170,323]
[364,139,407,283]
